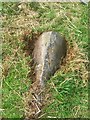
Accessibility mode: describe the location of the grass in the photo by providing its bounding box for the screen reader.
[1,2,88,118]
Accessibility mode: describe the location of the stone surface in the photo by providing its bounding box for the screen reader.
[33,31,67,87]
[27,31,67,118]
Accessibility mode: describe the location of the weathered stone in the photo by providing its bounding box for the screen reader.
[33,31,67,87]
[26,31,67,118]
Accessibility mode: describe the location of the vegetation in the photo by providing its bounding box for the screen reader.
[1,2,88,118]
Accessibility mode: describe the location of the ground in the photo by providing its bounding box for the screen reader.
[1,2,88,118]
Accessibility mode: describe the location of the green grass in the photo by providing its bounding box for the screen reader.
[1,2,88,118]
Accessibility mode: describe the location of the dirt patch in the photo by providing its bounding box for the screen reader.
[22,31,68,119]
[22,31,44,119]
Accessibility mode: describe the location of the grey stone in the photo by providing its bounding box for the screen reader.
[27,31,67,118]
[33,31,67,88]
